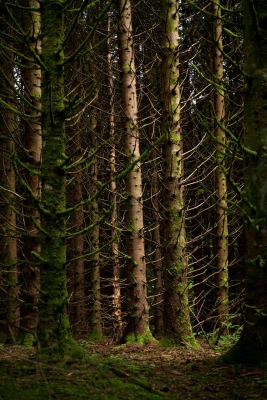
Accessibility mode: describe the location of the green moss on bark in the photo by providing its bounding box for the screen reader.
[125,327,156,345]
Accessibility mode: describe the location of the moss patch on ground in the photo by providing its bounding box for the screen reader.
[0,341,267,399]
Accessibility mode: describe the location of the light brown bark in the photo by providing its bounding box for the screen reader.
[108,14,122,341]
[118,0,152,342]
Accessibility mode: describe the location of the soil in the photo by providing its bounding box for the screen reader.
[0,339,266,399]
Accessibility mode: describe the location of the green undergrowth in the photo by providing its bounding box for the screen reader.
[0,350,163,400]
[1,340,267,399]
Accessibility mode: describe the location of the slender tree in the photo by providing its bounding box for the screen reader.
[107,13,123,341]
[118,0,154,343]
[161,0,198,347]
[0,11,19,341]
[212,0,229,334]
[89,102,104,340]
[20,0,42,345]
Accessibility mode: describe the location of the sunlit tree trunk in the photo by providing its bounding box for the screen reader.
[212,0,229,335]
[118,0,153,343]
[0,13,19,342]
[161,0,198,347]
[224,0,267,365]
[20,0,41,345]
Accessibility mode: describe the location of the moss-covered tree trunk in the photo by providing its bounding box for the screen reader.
[20,0,41,345]
[118,0,153,343]
[161,0,198,348]
[212,0,229,334]
[37,0,77,354]
[224,0,267,365]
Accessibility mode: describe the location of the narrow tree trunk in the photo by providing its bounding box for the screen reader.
[0,15,19,342]
[151,147,164,336]
[20,0,41,345]
[68,131,87,333]
[89,109,103,340]
[108,14,123,341]
[67,36,87,334]
[118,0,153,343]
[161,0,198,348]
[212,0,229,335]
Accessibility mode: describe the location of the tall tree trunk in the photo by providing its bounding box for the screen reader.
[20,0,41,345]
[224,0,267,365]
[212,0,229,335]
[37,0,79,354]
[161,0,198,348]
[67,35,87,334]
[89,106,103,340]
[0,13,19,342]
[108,13,122,341]
[151,146,164,337]
[118,0,153,343]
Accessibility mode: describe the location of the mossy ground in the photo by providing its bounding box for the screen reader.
[0,340,267,399]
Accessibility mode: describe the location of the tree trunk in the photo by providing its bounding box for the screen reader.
[66,34,87,334]
[0,13,19,342]
[37,0,78,355]
[20,0,41,345]
[89,107,103,340]
[108,13,123,341]
[212,0,229,335]
[161,0,198,348]
[118,0,153,343]
[224,0,267,365]
[151,147,164,337]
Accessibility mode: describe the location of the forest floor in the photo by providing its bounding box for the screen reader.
[0,338,267,400]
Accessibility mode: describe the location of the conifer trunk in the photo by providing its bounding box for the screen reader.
[161,0,198,347]
[37,0,76,353]
[224,0,267,365]
[20,0,41,343]
[108,14,122,341]
[212,0,229,334]
[118,0,153,343]
[0,15,19,341]
[89,108,103,340]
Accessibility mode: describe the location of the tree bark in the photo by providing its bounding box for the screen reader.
[0,12,19,342]
[212,0,229,334]
[224,0,267,365]
[37,0,78,355]
[20,0,41,345]
[89,107,103,340]
[118,0,153,343]
[108,13,123,341]
[161,0,198,348]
